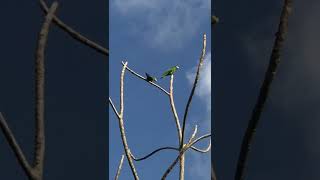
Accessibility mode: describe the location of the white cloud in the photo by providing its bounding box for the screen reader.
[112,0,210,49]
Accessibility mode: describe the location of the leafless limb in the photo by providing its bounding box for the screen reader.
[130,147,179,161]
[0,2,58,180]
[162,133,211,179]
[109,62,139,180]
[0,113,33,177]
[169,75,182,144]
[39,0,109,56]
[190,140,211,153]
[180,34,207,149]
[234,1,293,180]
[115,155,125,180]
[121,61,170,95]
[109,97,120,119]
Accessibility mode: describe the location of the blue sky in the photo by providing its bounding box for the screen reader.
[109,0,211,179]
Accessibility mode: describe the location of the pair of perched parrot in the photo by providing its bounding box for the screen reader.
[145,65,179,82]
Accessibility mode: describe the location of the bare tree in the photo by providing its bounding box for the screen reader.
[0,0,109,179]
[109,34,211,180]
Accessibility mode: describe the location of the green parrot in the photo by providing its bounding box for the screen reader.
[161,65,179,79]
[145,73,157,82]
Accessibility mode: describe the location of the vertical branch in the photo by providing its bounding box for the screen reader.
[180,34,207,148]
[33,1,59,176]
[117,62,139,180]
[168,75,184,180]
[234,0,293,180]
[169,75,182,143]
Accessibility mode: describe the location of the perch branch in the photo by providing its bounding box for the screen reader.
[169,75,182,144]
[39,0,109,56]
[115,155,125,180]
[121,61,170,95]
[234,1,293,180]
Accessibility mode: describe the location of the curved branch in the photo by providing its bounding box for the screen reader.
[162,133,211,179]
[190,139,211,153]
[115,155,125,180]
[39,0,109,56]
[121,61,169,95]
[235,1,293,180]
[180,34,207,149]
[130,147,179,161]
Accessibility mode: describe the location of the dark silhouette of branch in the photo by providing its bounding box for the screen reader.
[181,34,207,149]
[39,0,109,56]
[130,147,179,161]
[0,2,58,179]
[121,61,170,95]
[162,133,211,179]
[234,1,293,180]
[115,155,125,180]
[0,113,33,177]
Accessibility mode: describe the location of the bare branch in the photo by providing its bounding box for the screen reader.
[235,1,293,180]
[130,146,179,161]
[33,2,58,177]
[116,62,139,180]
[115,155,125,180]
[39,0,109,56]
[169,75,182,144]
[190,140,211,153]
[188,125,198,144]
[162,133,211,179]
[121,61,170,95]
[180,34,207,149]
[0,113,33,177]
[109,97,120,119]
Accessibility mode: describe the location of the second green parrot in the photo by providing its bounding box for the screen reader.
[161,65,179,79]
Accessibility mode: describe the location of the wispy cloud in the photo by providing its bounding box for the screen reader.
[111,0,210,49]
[186,52,211,179]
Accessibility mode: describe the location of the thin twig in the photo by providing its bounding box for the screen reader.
[121,61,170,95]
[39,0,109,56]
[109,97,120,119]
[0,113,33,177]
[180,34,207,149]
[188,125,198,144]
[162,133,211,179]
[116,62,139,180]
[190,140,211,153]
[115,155,125,180]
[234,1,293,180]
[130,147,179,161]
[33,2,58,176]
